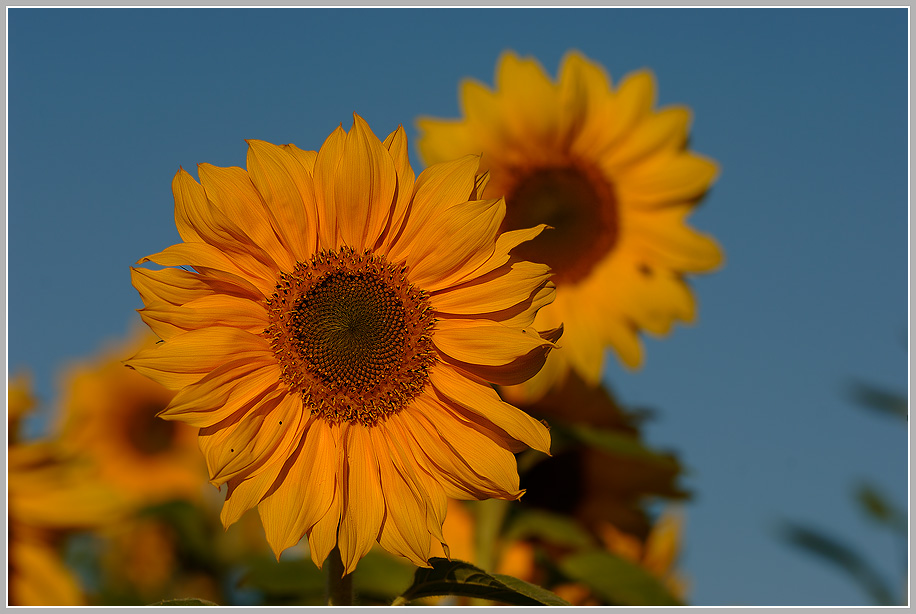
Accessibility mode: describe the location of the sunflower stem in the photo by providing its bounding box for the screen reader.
[326,546,353,606]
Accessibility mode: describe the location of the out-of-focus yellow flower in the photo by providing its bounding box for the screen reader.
[418,51,722,401]
[100,516,177,598]
[8,373,37,437]
[599,508,690,600]
[56,329,207,505]
[127,114,558,573]
[8,378,124,606]
[9,530,86,606]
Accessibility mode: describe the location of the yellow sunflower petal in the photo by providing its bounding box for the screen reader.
[130,266,261,309]
[461,78,506,151]
[370,425,432,567]
[496,51,560,146]
[386,154,480,263]
[383,414,448,549]
[411,395,523,499]
[205,391,307,486]
[312,124,348,250]
[604,106,692,168]
[280,142,318,174]
[307,467,342,569]
[332,115,397,251]
[405,197,505,291]
[431,260,551,314]
[627,205,724,272]
[603,69,656,147]
[379,125,416,251]
[464,224,549,282]
[138,242,274,296]
[338,424,385,575]
[392,407,497,500]
[221,459,286,528]
[556,50,601,143]
[429,362,550,454]
[258,418,338,556]
[245,139,320,262]
[198,386,289,485]
[125,327,270,390]
[433,318,556,367]
[196,163,294,273]
[160,356,280,427]
[617,150,719,204]
[138,294,268,339]
[415,117,481,169]
[494,283,557,330]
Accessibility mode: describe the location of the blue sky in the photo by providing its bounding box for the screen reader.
[8,8,908,606]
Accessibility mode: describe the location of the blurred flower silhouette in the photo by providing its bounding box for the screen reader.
[8,375,125,605]
[55,329,207,506]
[127,114,559,575]
[418,50,723,401]
[513,371,687,539]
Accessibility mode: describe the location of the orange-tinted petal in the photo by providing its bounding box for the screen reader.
[387,155,480,263]
[406,197,505,291]
[312,124,348,250]
[378,125,416,252]
[259,417,338,556]
[433,318,556,367]
[338,424,385,575]
[159,355,281,428]
[245,139,319,262]
[370,425,431,567]
[428,362,550,454]
[125,327,270,390]
[431,260,551,315]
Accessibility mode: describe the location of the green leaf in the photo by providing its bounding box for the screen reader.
[149,598,219,606]
[560,424,681,471]
[854,483,907,534]
[491,573,571,606]
[848,382,907,421]
[396,558,569,606]
[503,509,595,549]
[779,522,897,606]
[557,550,683,606]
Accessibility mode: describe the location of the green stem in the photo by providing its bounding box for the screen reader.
[471,498,509,606]
[326,546,353,606]
[474,498,509,572]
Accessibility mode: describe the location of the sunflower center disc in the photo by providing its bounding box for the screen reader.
[295,272,405,389]
[265,248,435,426]
[502,164,618,284]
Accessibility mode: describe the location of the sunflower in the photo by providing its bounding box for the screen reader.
[127,114,558,574]
[417,51,723,400]
[8,377,124,605]
[57,329,206,506]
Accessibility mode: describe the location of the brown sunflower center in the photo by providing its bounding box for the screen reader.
[265,247,435,426]
[502,164,618,284]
